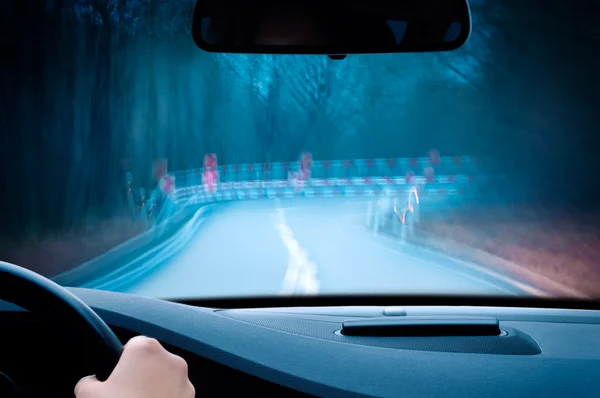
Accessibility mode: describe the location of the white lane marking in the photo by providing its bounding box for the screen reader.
[272,201,319,295]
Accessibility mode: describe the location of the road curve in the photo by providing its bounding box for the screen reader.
[124,198,537,299]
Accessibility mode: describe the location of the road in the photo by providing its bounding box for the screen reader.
[125,198,540,299]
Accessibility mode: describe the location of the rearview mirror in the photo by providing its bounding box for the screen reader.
[192,0,472,55]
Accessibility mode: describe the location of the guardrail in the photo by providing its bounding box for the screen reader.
[52,203,214,287]
[168,155,482,186]
[166,155,484,207]
[171,176,475,206]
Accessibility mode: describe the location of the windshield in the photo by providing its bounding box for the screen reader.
[1,0,599,301]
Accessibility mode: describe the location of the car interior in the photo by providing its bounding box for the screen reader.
[2,284,600,396]
[2,0,599,396]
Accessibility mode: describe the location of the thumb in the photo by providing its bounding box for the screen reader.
[74,375,101,397]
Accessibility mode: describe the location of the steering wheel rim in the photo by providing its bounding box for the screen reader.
[0,261,123,383]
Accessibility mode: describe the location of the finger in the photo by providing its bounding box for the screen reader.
[167,352,189,377]
[126,335,163,352]
[74,375,100,397]
[121,335,162,356]
[120,335,164,363]
[124,335,153,347]
[184,380,196,398]
[107,336,164,380]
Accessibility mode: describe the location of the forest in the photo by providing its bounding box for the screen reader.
[0,0,598,239]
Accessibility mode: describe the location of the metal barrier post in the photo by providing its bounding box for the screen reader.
[146,198,155,229]
[139,188,146,224]
[414,202,421,224]
[399,221,406,243]
[392,198,399,235]
[373,206,380,237]
[379,197,386,228]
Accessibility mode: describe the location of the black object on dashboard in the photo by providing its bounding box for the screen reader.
[340,316,502,337]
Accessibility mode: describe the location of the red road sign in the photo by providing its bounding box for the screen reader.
[428,149,441,167]
[203,153,218,192]
[160,175,175,194]
[424,167,435,183]
[153,159,168,180]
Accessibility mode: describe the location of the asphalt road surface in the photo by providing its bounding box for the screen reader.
[125,198,541,299]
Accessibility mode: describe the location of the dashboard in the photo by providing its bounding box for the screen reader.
[2,289,600,397]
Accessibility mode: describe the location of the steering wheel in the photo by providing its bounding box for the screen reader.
[0,261,123,391]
